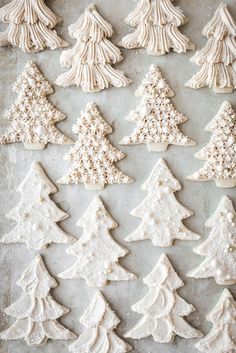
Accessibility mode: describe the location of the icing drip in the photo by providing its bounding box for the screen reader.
[126,158,200,247]
[55,3,131,92]
[187,101,236,188]
[0,61,73,150]
[120,0,194,56]
[195,289,236,353]
[57,102,133,189]
[0,255,76,346]
[58,196,136,288]
[69,292,132,353]
[125,254,202,342]
[187,196,236,285]
[120,65,196,152]
[185,3,236,93]
[0,0,68,52]
[1,161,75,250]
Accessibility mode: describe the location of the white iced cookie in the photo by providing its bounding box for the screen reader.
[0,0,68,53]
[58,196,136,288]
[195,289,236,353]
[69,292,132,353]
[125,254,202,343]
[187,196,236,286]
[0,61,73,151]
[126,158,200,247]
[1,161,75,250]
[120,65,196,152]
[187,101,236,188]
[185,3,236,93]
[55,3,131,92]
[120,0,194,56]
[57,102,133,190]
[0,255,77,346]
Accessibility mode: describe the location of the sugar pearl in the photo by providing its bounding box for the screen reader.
[227,212,234,221]
[35,125,46,135]
[102,145,109,152]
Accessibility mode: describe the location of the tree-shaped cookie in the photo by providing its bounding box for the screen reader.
[120,0,194,56]
[69,292,132,353]
[185,3,236,93]
[120,65,196,152]
[187,196,236,286]
[0,61,73,151]
[124,254,202,343]
[58,196,136,288]
[57,102,133,190]
[195,289,236,353]
[0,0,68,53]
[187,101,236,188]
[55,3,131,93]
[126,158,200,247]
[0,255,76,346]
[1,161,75,250]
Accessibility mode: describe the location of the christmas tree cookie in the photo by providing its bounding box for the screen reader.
[0,255,76,346]
[57,102,133,190]
[126,158,200,247]
[58,196,136,288]
[195,289,236,353]
[69,292,132,353]
[187,101,236,188]
[125,254,202,342]
[185,3,236,93]
[0,61,73,151]
[120,0,194,56]
[120,65,196,152]
[55,3,131,92]
[187,196,236,286]
[1,161,75,250]
[0,0,68,53]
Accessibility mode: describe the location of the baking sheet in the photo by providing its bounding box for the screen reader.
[0,0,236,352]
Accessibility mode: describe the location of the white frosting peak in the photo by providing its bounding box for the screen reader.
[126,159,200,247]
[120,65,196,152]
[185,3,236,92]
[187,101,236,187]
[1,161,75,250]
[121,0,194,56]
[0,255,76,346]
[125,254,202,343]
[195,289,236,353]
[187,196,236,286]
[0,61,73,150]
[58,102,133,189]
[55,4,131,92]
[58,196,136,288]
[0,0,68,52]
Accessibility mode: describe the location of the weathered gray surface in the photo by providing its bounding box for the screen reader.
[0,0,236,352]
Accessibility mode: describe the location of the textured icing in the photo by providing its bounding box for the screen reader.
[0,0,68,52]
[0,61,73,150]
[69,292,132,353]
[57,102,133,189]
[126,158,200,247]
[0,255,76,346]
[1,161,75,250]
[120,0,194,56]
[187,196,236,285]
[185,3,236,93]
[187,101,236,188]
[125,254,202,342]
[58,196,136,288]
[120,65,196,152]
[196,289,236,353]
[55,3,131,92]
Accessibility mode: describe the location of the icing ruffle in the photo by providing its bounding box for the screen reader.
[0,0,68,52]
